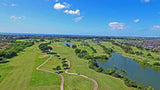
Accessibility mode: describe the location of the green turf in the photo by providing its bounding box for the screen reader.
[63,74,94,90]
[40,55,65,72]
[53,42,132,90]
[0,44,39,90]
[0,44,61,90]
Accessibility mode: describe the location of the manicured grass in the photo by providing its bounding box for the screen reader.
[30,55,61,89]
[40,46,94,90]
[0,63,12,83]
[0,43,61,90]
[63,74,94,90]
[40,56,65,72]
[89,43,104,55]
[0,44,39,90]
[53,42,132,90]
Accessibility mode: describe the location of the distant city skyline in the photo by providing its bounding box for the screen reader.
[0,0,160,37]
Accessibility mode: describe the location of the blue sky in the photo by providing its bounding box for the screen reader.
[0,0,160,37]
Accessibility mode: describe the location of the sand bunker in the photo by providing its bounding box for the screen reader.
[39,55,48,58]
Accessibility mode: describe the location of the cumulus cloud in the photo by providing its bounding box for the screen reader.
[1,3,17,7]
[108,22,126,30]
[10,16,25,21]
[141,0,150,3]
[134,19,140,23]
[53,2,70,10]
[151,25,160,30]
[73,16,83,22]
[64,9,80,15]
[11,4,17,7]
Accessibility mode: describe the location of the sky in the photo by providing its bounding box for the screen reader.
[0,0,160,37]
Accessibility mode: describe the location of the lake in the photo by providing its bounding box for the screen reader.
[96,53,160,90]
[62,42,73,46]
[118,41,137,43]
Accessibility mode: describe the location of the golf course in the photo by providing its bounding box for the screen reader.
[0,40,135,90]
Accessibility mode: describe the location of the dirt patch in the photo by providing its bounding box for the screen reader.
[0,42,11,49]
[71,49,75,51]
[39,55,48,58]
[57,45,61,47]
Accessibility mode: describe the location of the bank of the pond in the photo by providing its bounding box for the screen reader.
[96,53,160,90]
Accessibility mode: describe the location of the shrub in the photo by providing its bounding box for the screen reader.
[153,62,160,66]
[53,66,61,70]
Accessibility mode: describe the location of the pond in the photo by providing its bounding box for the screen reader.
[96,53,160,90]
[62,42,73,46]
[118,41,137,43]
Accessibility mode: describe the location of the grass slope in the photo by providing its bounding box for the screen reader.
[0,44,39,90]
[0,44,60,90]
[53,42,132,90]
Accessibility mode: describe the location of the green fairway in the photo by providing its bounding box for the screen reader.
[0,44,39,90]
[53,42,132,90]
[39,46,95,90]
[0,44,61,90]
[63,74,94,90]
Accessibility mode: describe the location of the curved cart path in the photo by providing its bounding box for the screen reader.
[58,53,98,90]
[65,59,98,90]
[36,54,98,90]
[36,55,64,90]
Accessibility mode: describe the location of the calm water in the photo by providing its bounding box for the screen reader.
[62,42,73,46]
[118,41,137,43]
[96,53,160,90]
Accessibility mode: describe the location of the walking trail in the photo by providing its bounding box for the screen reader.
[36,55,64,90]
[64,59,98,90]
[36,54,98,90]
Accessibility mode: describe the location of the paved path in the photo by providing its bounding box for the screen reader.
[36,55,64,90]
[65,59,98,90]
[36,54,98,90]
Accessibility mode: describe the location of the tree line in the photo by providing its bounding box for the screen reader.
[38,41,52,53]
[88,59,153,90]
[0,41,34,62]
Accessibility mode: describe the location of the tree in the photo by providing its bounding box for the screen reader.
[113,66,117,71]
[40,38,45,42]
[53,65,61,70]
[72,45,77,49]
[105,69,115,75]
[147,53,152,57]
[66,44,70,47]
[153,62,160,66]
[62,64,68,67]
[97,67,104,72]
[75,49,81,54]
[120,69,127,77]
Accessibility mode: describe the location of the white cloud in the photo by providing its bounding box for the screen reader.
[1,3,17,7]
[2,3,7,6]
[53,2,70,10]
[11,4,17,7]
[108,22,126,30]
[73,16,83,22]
[151,25,160,30]
[64,9,80,15]
[142,0,150,3]
[10,16,25,21]
[55,0,58,2]
[134,19,140,23]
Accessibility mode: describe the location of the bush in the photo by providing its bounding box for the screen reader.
[97,67,104,72]
[153,62,160,66]
[75,49,81,54]
[72,45,77,49]
[53,65,61,70]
